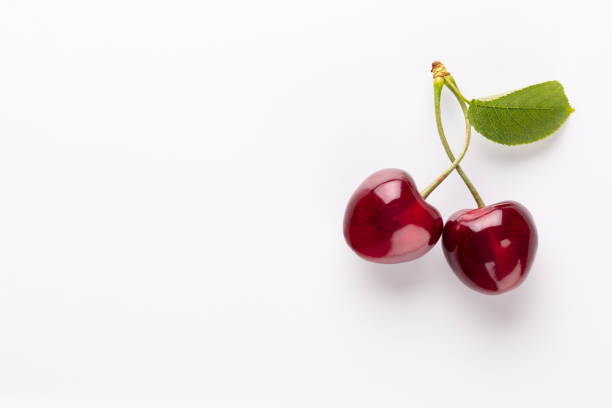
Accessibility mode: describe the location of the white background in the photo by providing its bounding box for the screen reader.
[0,1,610,407]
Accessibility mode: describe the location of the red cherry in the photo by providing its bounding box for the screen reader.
[442,201,538,294]
[343,169,443,264]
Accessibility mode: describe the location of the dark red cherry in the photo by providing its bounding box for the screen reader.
[442,201,537,294]
[343,169,443,264]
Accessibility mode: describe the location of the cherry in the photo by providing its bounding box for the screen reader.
[442,201,538,294]
[343,169,443,264]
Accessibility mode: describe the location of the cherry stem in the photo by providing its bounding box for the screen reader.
[444,77,471,105]
[420,77,471,200]
[426,73,485,207]
[420,61,485,207]
[443,76,485,207]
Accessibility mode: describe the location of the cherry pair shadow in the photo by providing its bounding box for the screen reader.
[350,251,536,325]
[351,251,447,293]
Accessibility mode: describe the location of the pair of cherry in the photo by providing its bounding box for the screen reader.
[343,169,537,294]
[343,62,539,294]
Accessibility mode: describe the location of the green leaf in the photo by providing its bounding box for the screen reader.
[467,81,574,145]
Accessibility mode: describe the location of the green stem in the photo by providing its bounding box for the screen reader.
[431,75,484,207]
[420,77,472,200]
[444,77,471,105]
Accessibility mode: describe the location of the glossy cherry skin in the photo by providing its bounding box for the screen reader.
[442,201,537,294]
[343,169,443,264]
